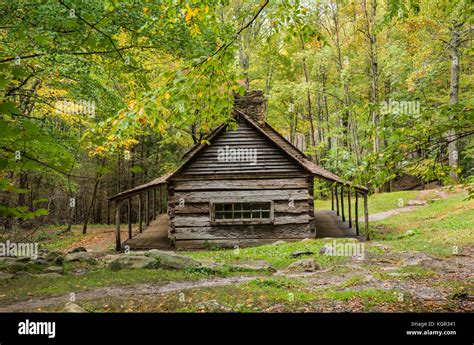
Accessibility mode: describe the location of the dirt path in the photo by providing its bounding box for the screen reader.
[368,206,420,221]
[0,275,261,312]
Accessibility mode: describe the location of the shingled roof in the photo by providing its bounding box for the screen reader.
[109,111,367,201]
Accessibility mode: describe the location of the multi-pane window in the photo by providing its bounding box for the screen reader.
[213,202,272,222]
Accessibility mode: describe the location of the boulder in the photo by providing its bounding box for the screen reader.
[64,251,99,263]
[30,258,50,266]
[64,302,86,313]
[68,246,87,254]
[398,229,416,239]
[15,256,32,263]
[0,271,14,281]
[43,251,64,265]
[290,250,314,258]
[108,255,159,271]
[37,272,63,278]
[228,260,276,273]
[300,238,314,243]
[407,199,427,206]
[319,245,332,255]
[198,259,226,270]
[271,240,286,246]
[15,271,34,278]
[196,300,231,312]
[44,266,64,275]
[0,258,26,272]
[99,254,124,264]
[286,258,322,272]
[146,250,201,270]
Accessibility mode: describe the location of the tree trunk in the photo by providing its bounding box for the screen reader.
[363,0,379,154]
[82,158,106,234]
[447,26,461,182]
[300,34,316,160]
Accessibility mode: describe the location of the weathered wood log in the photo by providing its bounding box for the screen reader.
[173,213,310,227]
[174,178,308,191]
[175,238,303,249]
[307,177,316,237]
[172,189,309,203]
[174,223,311,240]
[275,200,310,213]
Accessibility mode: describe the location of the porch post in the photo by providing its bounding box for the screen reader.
[159,185,163,214]
[355,192,360,236]
[127,197,132,240]
[340,185,345,222]
[153,187,157,220]
[138,193,143,233]
[331,187,334,211]
[335,185,339,216]
[115,201,121,252]
[363,193,369,240]
[348,188,352,229]
[145,190,150,227]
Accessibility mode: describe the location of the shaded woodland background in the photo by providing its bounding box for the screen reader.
[0,0,472,233]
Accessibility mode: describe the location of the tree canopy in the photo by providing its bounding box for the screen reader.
[0,0,472,230]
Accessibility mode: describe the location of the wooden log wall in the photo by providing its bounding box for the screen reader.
[169,177,312,246]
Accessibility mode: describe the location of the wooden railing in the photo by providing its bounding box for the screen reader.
[331,184,369,240]
[113,184,168,251]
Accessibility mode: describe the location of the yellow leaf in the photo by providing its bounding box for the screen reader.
[192,24,200,35]
[197,91,203,98]
[138,106,145,116]
[143,7,149,15]
[164,92,171,100]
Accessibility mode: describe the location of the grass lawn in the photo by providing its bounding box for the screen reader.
[1,187,472,312]
[184,239,350,269]
[370,193,474,256]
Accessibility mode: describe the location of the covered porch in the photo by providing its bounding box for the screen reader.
[109,175,369,251]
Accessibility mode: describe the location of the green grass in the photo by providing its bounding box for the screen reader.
[65,276,316,313]
[322,289,406,310]
[339,275,367,288]
[0,267,258,306]
[370,193,474,256]
[374,266,438,281]
[314,190,421,216]
[184,239,350,269]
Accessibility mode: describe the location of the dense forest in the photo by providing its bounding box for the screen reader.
[0,0,472,233]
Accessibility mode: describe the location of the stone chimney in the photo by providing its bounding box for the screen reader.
[234,90,267,126]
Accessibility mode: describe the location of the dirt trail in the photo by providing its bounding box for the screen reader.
[0,275,260,312]
[368,206,420,222]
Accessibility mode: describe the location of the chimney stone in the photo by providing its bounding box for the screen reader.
[234,90,267,126]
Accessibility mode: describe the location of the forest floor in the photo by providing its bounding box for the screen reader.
[0,187,473,312]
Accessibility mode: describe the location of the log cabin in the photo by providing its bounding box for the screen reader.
[109,91,369,250]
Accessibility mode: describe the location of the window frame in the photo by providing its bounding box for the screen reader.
[210,201,274,225]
